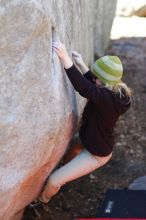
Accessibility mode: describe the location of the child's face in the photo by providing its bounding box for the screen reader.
[93,75,103,86]
[95,78,103,86]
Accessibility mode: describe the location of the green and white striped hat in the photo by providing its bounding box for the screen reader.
[92,55,123,85]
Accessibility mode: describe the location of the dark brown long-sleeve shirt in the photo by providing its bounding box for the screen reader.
[65,64,131,156]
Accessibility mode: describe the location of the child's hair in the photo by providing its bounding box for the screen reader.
[105,81,132,100]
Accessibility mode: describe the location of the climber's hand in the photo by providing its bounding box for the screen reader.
[52,41,73,69]
[72,51,89,74]
[52,42,68,60]
[72,51,84,66]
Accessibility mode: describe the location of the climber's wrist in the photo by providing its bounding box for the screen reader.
[79,63,89,73]
[62,56,73,69]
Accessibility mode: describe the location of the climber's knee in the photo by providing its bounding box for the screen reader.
[43,175,61,198]
[46,175,61,191]
[39,176,61,203]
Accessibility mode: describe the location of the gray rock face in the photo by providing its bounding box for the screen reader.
[0,0,117,219]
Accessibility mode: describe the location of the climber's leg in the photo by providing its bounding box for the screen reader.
[62,142,84,164]
[39,149,112,203]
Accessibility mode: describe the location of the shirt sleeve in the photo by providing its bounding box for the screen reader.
[64,64,101,106]
[83,70,94,83]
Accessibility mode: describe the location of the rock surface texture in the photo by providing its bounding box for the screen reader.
[0,0,117,219]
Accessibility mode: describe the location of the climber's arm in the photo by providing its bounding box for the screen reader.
[52,42,73,69]
[52,42,94,82]
[72,51,89,74]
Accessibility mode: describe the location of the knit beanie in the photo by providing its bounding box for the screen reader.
[92,55,123,85]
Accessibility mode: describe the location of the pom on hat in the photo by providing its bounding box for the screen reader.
[92,55,123,85]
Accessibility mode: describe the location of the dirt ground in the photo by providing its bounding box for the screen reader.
[23,29,146,220]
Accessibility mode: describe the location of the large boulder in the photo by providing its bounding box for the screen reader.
[0,0,117,219]
[116,0,146,17]
[129,176,146,190]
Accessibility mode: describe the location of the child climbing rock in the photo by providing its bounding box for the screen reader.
[39,42,132,203]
